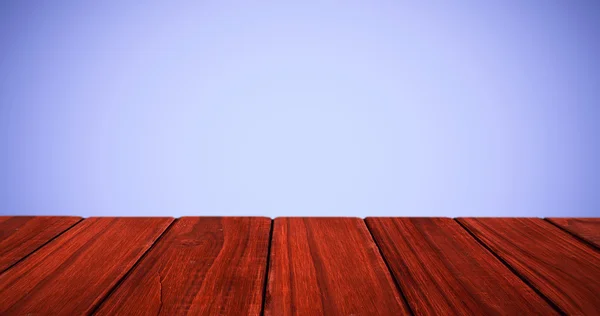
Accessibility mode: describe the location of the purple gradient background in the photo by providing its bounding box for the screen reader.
[1,1,599,217]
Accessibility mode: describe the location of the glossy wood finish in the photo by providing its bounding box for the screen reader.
[546,218,600,249]
[0,216,81,272]
[96,217,271,316]
[1,216,598,315]
[0,217,173,315]
[265,217,410,316]
[366,217,557,315]
[457,218,600,315]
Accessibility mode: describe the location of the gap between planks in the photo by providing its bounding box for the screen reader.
[3,216,596,315]
[543,218,600,251]
[89,218,180,315]
[453,218,564,314]
[0,217,84,275]
[363,219,415,316]
[259,219,274,316]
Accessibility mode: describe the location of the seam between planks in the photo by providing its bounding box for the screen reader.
[363,219,415,316]
[0,217,85,276]
[88,218,180,316]
[452,218,565,315]
[259,219,274,316]
[542,218,599,252]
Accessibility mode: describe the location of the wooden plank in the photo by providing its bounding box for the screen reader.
[457,218,600,315]
[265,217,410,315]
[0,217,173,315]
[365,217,557,315]
[95,217,271,315]
[0,216,81,273]
[546,218,600,249]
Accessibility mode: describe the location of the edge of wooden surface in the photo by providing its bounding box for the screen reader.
[94,217,272,315]
[544,217,600,250]
[366,217,563,314]
[265,217,411,315]
[2,216,597,315]
[453,218,564,313]
[363,218,415,315]
[0,217,175,315]
[5,215,597,220]
[455,217,600,315]
[90,218,180,314]
[0,216,83,274]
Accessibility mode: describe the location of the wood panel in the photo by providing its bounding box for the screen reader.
[457,218,600,315]
[265,217,410,315]
[365,217,557,315]
[546,218,600,249]
[0,217,173,315]
[0,216,81,273]
[95,217,271,316]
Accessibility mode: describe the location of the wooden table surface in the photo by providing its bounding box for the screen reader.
[0,217,598,315]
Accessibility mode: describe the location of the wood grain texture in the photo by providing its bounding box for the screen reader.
[546,218,600,249]
[96,217,271,316]
[0,216,81,272]
[265,217,410,316]
[0,217,173,315]
[457,218,600,315]
[365,217,557,315]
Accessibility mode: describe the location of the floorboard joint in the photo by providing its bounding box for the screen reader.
[89,218,179,315]
[453,218,564,315]
[259,219,274,316]
[363,219,415,316]
[543,218,599,251]
[0,217,84,275]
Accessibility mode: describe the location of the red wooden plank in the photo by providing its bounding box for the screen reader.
[457,218,600,315]
[0,217,173,315]
[95,217,271,315]
[265,217,410,315]
[546,218,600,249]
[365,217,557,315]
[0,216,81,272]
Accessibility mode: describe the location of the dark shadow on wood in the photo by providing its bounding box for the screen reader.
[260,219,274,316]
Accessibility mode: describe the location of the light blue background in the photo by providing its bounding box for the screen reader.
[1,1,599,217]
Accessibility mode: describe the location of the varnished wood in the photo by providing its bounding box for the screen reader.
[265,217,410,315]
[95,217,271,316]
[1,216,597,314]
[0,216,80,273]
[366,217,557,315]
[0,217,173,315]
[457,218,600,315]
[546,218,600,249]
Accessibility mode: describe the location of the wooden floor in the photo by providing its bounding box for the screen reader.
[0,217,598,315]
